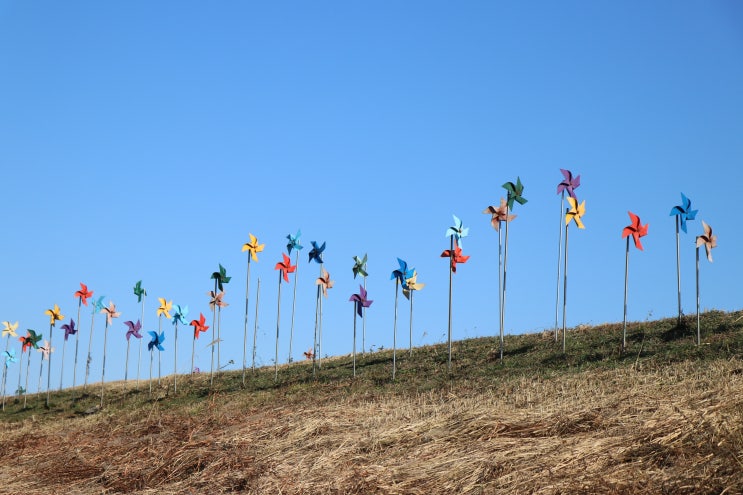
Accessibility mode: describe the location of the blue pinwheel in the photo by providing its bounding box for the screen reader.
[670,192,699,324]
[390,258,413,380]
[147,330,165,397]
[308,241,325,264]
[446,215,469,249]
[170,305,188,392]
[285,230,303,364]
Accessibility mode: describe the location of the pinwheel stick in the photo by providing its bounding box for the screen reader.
[24,351,31,409]
[696,246,701,346]
[190,326,196,379]
[149,346,154,398]
[562,222,569,353]
[84,312,95,392]
[288,252,299,363]
[59,329,67,392]
[125,334,131,383]
[158,316,162,385]
[501,215,512,362]
[242,257,252,386]
[137,293,145,391]
[675,215,682,325]
[555,191,564,343]
[352,304,357,377]
[447,237,454,372]
[394,278,400,380]
[210,281,217,387]
[46,324,53,407]
[38,354,45,404]
[408,290,414,357]
[312,284,321,377]
[362,277,367,355]
[252,278,261,372]
[623,236,630,351]
[100,321,109,408]
[174,321,179,393]
[72,298,83,394]
[498,222,504,360]
[275,273,282,383]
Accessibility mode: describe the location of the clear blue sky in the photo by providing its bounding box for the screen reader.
[1,1,741,392]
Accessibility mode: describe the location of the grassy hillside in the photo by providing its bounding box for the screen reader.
[1,310,742,494]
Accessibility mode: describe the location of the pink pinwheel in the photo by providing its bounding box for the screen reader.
[554,170,580,345]
[349,285,373,377]
[99,302,120,406]
[621,211,649,350]
[313,268,333,373]
[695,221,718,345]
[123,320,142,383]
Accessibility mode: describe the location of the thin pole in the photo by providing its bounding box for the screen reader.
[191,323,196,378]
[312,284,320,376]
[393,279,399,380]
[137,293,145,390]
[38,354,44,404]
[408,290,414,357]
[84,312,95,391]
[555,192,564,342]
[173,321,178,393]
[317,262,324,369]
[252,278,261,372]
[242,257,251,386]
[675,216,682,325]
[362,277,367,355]
[275,273,282,383]
[72,298,82,395]
[59,331,67,391]
[23,351,31,408]
[216,306,223,374]
[157,315,162,385]
[100,321,108,408]
[502,213,511,361]
[352,305,357,377]
[696,246,701,345]
[447,236,453,372]
[149,348,153,398]
[210,280,217,386]
[623,236,630,351]
[2,338,9,410]
[562,223,569,353]
[498,223,504,360]
[288,252,299,363]
[45,324,53,407]
[124,335,131,382]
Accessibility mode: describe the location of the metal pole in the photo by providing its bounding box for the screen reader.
[562,223,569,353]
[288,252,299,362]
[252,278,261,372]
[137,293,145,390]
[696,246,701,345]
[555,192,564,342]
[394,279,399,379]
[502,212,511,361]
[675,215,682,325]
[623,236,629,351]
[275,273,282,382]
[243,257,251,386]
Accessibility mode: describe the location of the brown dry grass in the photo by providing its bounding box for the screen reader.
[1,359,742,494]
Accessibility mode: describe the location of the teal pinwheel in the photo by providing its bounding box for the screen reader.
[132,280,147,390]
[286,229,303,255]
[285,229,303,363]
[1,348,17,411]
[147,330,165,397]
[502,176,528,210]
[670,193,698,324]
[446,215,469,249]
[171,304,188,392]
[211,263,231,292]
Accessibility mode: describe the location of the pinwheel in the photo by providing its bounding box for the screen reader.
[209,264,231,382]
[41,304,63,405]
[123,320,142,383]
[147,331,165,397]
[84,296,106,391]
[58,319,76,391]
[348,285,373,377]
[156,298,172,385]
[620,212,649,350]
[99,301,120,407]
[72,284,93,391]
[1,349,17,411]
[499,177,528,358]
[206,289,228,386]
[669,194,698,325]
[272,254,297,382]
[446,215,469,250]
[308,241,326,373]
[241,233,264,385]
[390,258,413,380]
[313,268,334,372]
[483,198,517,360]
[133,280,147,390]
[352,254,370,355]
[286,230,303,364]
[554,170,581,343]
[303,348,314,360]
[189,313,209,376]
[37,341,53,403]
[170,304,188,392]
[695,221,717,345]
[440,239,470,371]
[560,196,586,352]
[19,330,41,408]
[2,321,18,411]
[402,271,424,356]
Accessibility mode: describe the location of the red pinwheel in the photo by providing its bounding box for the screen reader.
[275,253,297,283]
[440,246,470,273]
[272,253,296,381]
[190,313,210,375]
[621,211,649,351]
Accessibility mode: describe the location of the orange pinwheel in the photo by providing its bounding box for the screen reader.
[190,313,209,339]
[482,198,516,231]
[316,268,334,297]
[241,233,265,262]
[440,246,470,273]
[622,211,649,251]
[74,283,93,306]
[696,221,717,262]
[275,253,297,283]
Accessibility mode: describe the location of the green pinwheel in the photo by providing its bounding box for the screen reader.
[133,280,147,390]
[210,264,231,383]
[500,177,527,360]
[352,254,369,354]
[19,329,42,408]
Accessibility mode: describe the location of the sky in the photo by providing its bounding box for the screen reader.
[1,1,742,394]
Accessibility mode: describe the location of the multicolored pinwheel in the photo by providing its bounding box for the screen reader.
[402,271,424,356]
[483,197,517,360]
[554,170,581,344]
[133,280,147,390]
[620,211,649,350]
[100,302,120,406]
[272,254,297,381]
[241,233,264,384]
[1,321,18,411]
[123,319,142,383]
[390,258,413,380]
[669,194,698,324]
[560,196,586,352]
[58,319,76,391]
[43,304,64,406]
[209,264,231,382]
[189,313,209,375]
[349,284,373,376]
[441,225,470,372]
[84,296,106,391]
[170,304,188,392]
[286,230,303,364]
[695,221,718,345]
[19,329,42,408]
[147,330,165,397]
[352,254,370,354]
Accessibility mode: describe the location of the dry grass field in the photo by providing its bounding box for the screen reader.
[1,311,742,494]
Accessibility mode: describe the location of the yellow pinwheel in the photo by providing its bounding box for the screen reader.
[241,233,265,262]
[157,298,173,319]
[45,304,64,327]
[2,321,18,338]
[565,197,586,229]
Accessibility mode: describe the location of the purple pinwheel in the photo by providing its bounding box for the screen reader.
[349,284,373,377]
[554,169,581,343]
[57,318,76,391]
[123,319,142,383]
[556,168,581,198]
